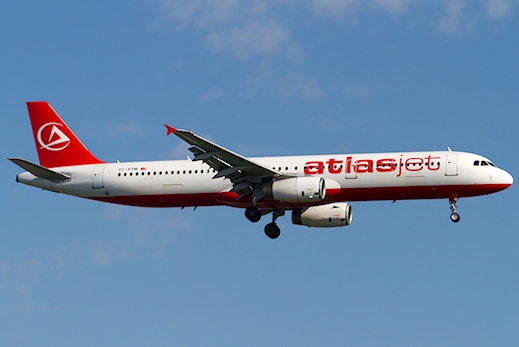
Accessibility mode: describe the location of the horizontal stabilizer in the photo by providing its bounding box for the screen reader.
[8,158,70,181]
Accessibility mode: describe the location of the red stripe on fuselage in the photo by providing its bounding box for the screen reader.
[88,183,510,209]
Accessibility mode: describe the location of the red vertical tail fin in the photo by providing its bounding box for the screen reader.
[26,101,104,168]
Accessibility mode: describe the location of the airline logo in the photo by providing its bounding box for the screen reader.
[304,155,442,177]
[37,122,71,151]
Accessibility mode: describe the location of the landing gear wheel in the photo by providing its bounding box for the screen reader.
[449,196,460,223]
[264,223,281,239]
[450,213,460,223]
[245,205,261,223]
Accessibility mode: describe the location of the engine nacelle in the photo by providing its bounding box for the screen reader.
[263,177,325,203]
[292,203,353,227]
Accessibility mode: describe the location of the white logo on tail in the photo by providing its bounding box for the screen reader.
[37,122,71,151]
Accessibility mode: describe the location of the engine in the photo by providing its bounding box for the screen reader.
[263,177,325,203]
[292,203,353,227]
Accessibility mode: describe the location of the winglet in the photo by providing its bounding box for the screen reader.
[164,124,176,136]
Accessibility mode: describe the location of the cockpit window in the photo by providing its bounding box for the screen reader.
[475,159,497,168]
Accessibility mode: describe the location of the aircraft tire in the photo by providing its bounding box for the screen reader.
[450,213,460,223]
[245,206,261,223]
[264,223,281,239]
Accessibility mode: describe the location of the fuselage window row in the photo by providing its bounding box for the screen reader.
[117,168,217,177]
[302,162,442,171]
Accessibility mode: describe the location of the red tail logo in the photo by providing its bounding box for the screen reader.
[27,102,104,168]
[37,122,71,151]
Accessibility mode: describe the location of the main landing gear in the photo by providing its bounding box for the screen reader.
[244,206,284,239]
[245,205,261,223]
[264,222,281,239]
[449,196,460,223]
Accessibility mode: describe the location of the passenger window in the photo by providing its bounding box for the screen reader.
[474,160,479,166]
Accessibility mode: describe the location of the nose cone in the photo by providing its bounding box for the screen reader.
[499,169,513,188]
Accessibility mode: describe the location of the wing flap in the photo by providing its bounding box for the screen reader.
[165,125,291,201]
[170,127,280,178]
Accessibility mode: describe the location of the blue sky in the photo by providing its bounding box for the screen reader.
[1,1,518,346]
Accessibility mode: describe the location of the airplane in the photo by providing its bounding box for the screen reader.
[9,101,514,239]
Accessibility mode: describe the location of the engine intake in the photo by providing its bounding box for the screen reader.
[292,203,353,227]
[263,177,325,203]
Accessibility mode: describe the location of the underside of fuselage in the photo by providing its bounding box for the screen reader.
[88,182,511,209]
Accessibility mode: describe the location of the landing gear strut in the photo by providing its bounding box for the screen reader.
[449,196,460,223]
[244,199,284,239]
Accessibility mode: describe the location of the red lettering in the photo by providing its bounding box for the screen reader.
[346,156,353,174]
[326,158,343,174]
[376,158,397,173]
[303,153,442,177]
[354,159,373,173]
[405,157,424,172]
[427,155,441,171]
[397,155,403,177]
[304,161,324,175]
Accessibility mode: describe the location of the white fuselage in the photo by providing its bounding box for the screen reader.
[16,150,513,209]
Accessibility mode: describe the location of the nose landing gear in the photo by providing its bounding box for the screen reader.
[449,196,460,223]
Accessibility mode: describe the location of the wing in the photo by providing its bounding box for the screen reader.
[164,125,284,200]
